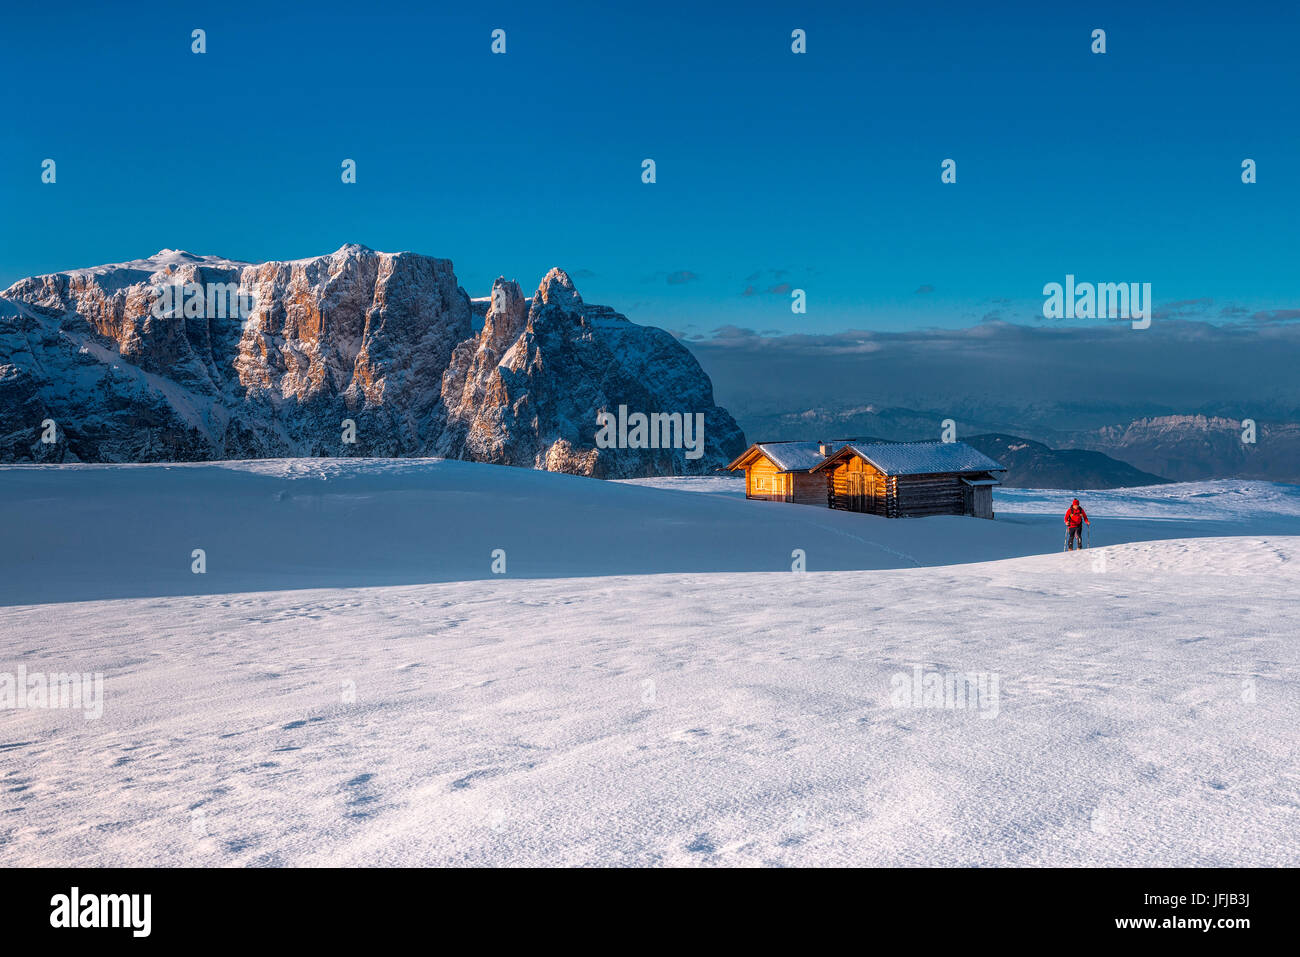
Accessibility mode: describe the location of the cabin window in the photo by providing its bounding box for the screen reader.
[754,476,768,490]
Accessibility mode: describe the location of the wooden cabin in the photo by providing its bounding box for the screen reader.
[810,442,1006,519]
[727,440,838,506]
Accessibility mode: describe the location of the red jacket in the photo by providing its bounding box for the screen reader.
[1064,504,1089,527]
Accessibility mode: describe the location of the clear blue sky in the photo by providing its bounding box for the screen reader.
[2,0,1297,334]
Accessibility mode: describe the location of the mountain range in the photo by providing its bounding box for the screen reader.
[691,319,1300,484]
[962,434,1170,489]
[7,245,1283,489]
[0,246,746,477]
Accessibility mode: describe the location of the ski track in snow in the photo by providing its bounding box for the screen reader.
[0,462,1297,866]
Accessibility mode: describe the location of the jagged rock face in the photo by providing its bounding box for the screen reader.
[0,250,746,475]
[436,268,747,477]
[0,246,471,461]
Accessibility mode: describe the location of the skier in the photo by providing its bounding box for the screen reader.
[1064,498,1089,551]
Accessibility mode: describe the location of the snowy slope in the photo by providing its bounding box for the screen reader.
[0,461,1297,866]
[5,462,1300,606]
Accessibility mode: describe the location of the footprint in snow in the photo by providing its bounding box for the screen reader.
[282,717,327,730]
[342,773,379,819]
[686,834,716,854]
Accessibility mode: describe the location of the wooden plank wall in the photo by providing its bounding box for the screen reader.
[969,485,995,519]
[790,471,829,506]
[827,458,887,514]
[747,461,828,506]
[745,459,785,501]
[893,473,966,517]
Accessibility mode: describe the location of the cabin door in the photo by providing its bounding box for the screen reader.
[848,472,866,512]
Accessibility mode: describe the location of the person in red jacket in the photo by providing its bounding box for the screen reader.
[1064,499,1089,550]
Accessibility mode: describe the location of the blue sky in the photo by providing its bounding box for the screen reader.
[2,0,1297,334]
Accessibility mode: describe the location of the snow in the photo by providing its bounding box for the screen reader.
[726,439,1006,476]
[620,473,748,497]
[56,328,224,441]
[1,250,254,303]
[834,440,1006,476]
[750,441,830,473]
[1,460,1296,866]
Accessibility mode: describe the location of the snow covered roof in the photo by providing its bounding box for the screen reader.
[756,441,832,472]
[810,441,1005,476]
[730,438,1006,476]
[726,440,835,473]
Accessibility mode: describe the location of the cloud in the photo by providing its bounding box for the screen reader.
[1152,297,1215,320]
[700,325,885,356]
[685,318,1300,429]
[914,284,935,295]
[1142,298,1300,325]
[738,268,811,297]
[666,270,699,285]
[742,281,795,297]
[1248,308,1300,324]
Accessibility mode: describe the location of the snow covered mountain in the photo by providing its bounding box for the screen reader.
[437,271,746,476]
[1062,415,1300,483]
[0,247,745,475]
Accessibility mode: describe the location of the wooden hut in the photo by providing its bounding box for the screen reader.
[726,440,837,506]
[810,441,1006,519]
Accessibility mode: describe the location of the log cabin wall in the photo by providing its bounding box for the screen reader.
[893,473,966,517]
[827,457,888,515]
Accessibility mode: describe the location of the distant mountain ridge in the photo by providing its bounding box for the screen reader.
[1060,415,1300,484]
[964,434,1170,489]
[725,404,1300,485]
[0,246,746,475]
[690,322,1300,484]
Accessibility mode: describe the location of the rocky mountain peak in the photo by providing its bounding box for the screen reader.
[331,243,376,258]
[533,267,582,308]
[437,267,745,477]
[483,278,529,351]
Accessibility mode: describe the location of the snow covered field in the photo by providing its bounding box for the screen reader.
[1,460,1297,866]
